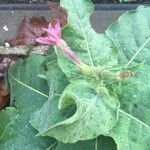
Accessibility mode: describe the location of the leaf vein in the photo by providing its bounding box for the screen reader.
[125,37,150,67]
[73,0,94,66]
[10,75,48,98]
[119,109,150,130]
[46,141,58,150]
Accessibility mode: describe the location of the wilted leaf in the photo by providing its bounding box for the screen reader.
[0,57,12,79]
[9,2,67,46]
[0,80,9,97]
[0,96,8,110]
[9,17,49,46]
[0,80,9,109]
[48,1,67,27]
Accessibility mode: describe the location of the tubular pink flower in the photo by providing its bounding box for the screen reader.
[36,20,81,65]
[36,20,61,45]
[56,39,81,65]
[36,20,94,76]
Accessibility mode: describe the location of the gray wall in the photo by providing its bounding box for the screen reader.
[0,10,125,44]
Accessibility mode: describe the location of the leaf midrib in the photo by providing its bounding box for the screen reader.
[95,138,98,150]
[125,37,150,67]
[11,75,150,130]
[10,75,48,98]
[119,109,150,130]
[72,0,94,66]
[46,141,58,150]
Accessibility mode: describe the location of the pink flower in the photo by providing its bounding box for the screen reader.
[36,20,61,45]
[36,20,81,65]
[36,20,94,75]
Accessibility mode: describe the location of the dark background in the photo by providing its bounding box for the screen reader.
[0,0,149,4]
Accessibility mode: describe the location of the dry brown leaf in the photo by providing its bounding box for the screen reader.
[0,57,12,79]
[9,17,49,46]
[0,80,9,109]
[47,1,67,27]
[9,1,67,46]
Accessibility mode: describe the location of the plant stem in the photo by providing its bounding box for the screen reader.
[0,45,49,56]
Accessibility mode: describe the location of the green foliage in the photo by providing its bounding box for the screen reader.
[106,6,150,149]
[56,0,118,81]
[31,79,119,143]
[0,55,56,149]
[1,0,150,150]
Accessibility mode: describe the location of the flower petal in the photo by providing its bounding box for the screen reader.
[41,28,49,32]
[36,37,51,45]
[37,21,61,45]
[48,35,56,42]
[48,23,53,31]
[50,24,56,34]
[45,24,57,38]
[54,20,61,38]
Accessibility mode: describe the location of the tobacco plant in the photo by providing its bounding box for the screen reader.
[0,0,150,149]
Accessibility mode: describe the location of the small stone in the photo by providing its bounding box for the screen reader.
[2,26,9,31]
[5,42,10,47]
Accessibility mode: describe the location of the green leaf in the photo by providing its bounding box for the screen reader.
[46,60,70,95]
[30,59,74,140]
[30,60,73,142]
[3,1,150,149]
[106,6,150,149]
[106,6,150,65]
[0,107,18,138]
[31,78,119,143]
[119,75,150,124]
[0,55,57,149]
[55,136,117,150]
[0,108,56,150]
[8,55,49,114]
[109,111,150,150]
[110,70,150,149]
[56,0,118,81]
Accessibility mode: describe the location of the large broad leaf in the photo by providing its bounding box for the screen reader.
[30,62,119,143]
[0,55,57,149]
[106,6,150,65]
[56,0,118,81]
[106,6,150,149]
[30,60,73,142]
[109,70,150,149]
[30,0,119,143]
[8,55,49,115]
[109,111,150,150]
[55,136,116,150]
[0,107,57,150]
